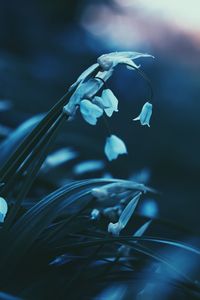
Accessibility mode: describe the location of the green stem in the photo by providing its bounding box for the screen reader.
[3,113,66,229]
[0,91,70,184]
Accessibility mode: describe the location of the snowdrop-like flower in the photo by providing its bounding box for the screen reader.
[69,63,99,92]
[80,99,103,125]
[108,192,141,236]
[64,79,102,116]
[104,135,127,161]
[92,89,119,117]
[101,89,118,117]
[0,197,8,223]
[97,51,154,71]
[133,102,153,127]
[91,181,152,202]
[92,96,109,109]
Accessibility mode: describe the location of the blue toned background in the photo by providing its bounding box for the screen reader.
[0,0,199,230]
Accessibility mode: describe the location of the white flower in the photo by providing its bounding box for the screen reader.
[97,51,154,71]
[91,180,154,202]
[133,102,153,127]
[108,192,141,236]
[69,63,99,92]
[101,89,118,117]
[80,99,103,125]
[92,96,110,109]
[0,197,8,223]
[104,135,127,161]
[92,89,119,117]
[64,79,102,116]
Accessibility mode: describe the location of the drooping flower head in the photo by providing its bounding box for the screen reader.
[63,51,154,161]
[133,102,153,127]
[97,51,154,71]
[80,99,103,125]
[104,135,127,161]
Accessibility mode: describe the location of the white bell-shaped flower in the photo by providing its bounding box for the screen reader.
[101,89,118,117]
[80,99,103,125]
[0,197,8,223]
[64,79,102,116]
[92,96,109,109]
[133,102,153,127]
[97,51,154,71]
[104,135,127,161]
[108,192,141,236]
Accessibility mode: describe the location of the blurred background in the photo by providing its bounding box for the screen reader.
[0,0,199,231]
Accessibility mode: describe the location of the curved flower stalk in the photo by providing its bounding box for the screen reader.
[108,192,142,236]
[63,51,154,160]
[0,196,8,223]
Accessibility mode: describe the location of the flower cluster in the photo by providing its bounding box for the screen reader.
[63,51,154,161]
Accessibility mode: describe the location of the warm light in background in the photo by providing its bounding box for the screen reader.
[115,0,200,31]
[81,0,200,54]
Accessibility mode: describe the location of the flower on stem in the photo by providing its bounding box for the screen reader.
[0,197,8,223]
[63,78,102,116]
[92,89,119,117]
[80,99,103,125]
[108,192,141,236]
[91,180,155,202]
[104,135,127,161]
[101,89,118,117]
[97,51,154,71]
[69,63,99,92]
[133,102,153,127]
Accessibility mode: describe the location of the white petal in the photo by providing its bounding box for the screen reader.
[69,63,99,92]
[104,135,127,161]
[102,89,118,117]
[91,187,108,201]
[133,102,153,127]
[108,222,122,236]
[64,79,101,116]
[92,96,110,109]
[0,197,8,223]
[80,100,103,125]
[97,52,154,71]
